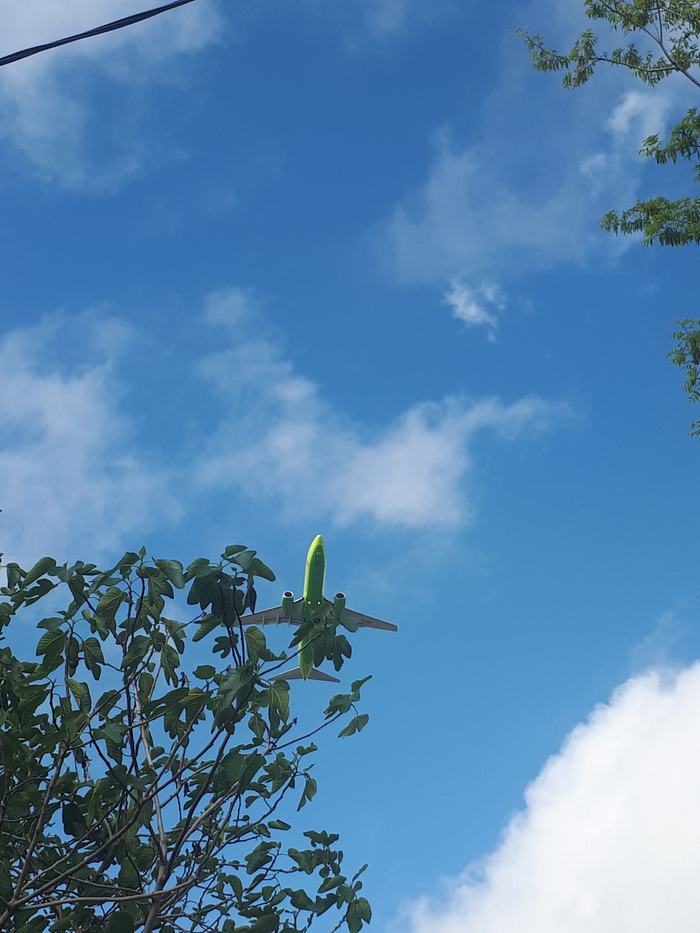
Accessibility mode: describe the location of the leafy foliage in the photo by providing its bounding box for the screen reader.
[518,1,700,247]
[0,545,372,933]
[668,318,700,434]
[519,1,700,431]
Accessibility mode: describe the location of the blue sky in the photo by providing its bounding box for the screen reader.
[2,0,700,929]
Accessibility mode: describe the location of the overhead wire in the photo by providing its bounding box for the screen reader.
[0,0,199,68]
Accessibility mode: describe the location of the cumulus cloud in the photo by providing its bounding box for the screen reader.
[0,314,178,566]
[195,288,566,527]
[396,664,700,933]
[0,0,222,188]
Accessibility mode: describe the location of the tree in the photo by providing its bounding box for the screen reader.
[0,544,374,933]
[518,2,700,430]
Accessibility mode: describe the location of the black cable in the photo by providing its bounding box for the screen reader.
[0,0,199,68]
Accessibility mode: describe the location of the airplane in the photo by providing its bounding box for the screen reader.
[242,535,397,682]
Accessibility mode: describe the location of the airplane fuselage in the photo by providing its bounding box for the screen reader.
[302,534,328,621]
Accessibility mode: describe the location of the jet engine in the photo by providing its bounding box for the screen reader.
[281,591,295,614]
[333,592,346,614]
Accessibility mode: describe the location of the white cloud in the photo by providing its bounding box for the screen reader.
[396,664,700,933]
[0,288,567,562]
[379,125,611,289]
[606,90,672,141]
[377,0,698,321]
[0,0,222,188]
[444,280,502,334]
[0,314,179,566]
[302,0,456,41]
[359,0,455,37]
[195,288,566,528]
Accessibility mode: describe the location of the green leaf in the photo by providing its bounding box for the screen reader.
[245,626,267,663]
[36,629,68,656]
[235,549,257,571]
[250,914,279,933]
[160,643,181,686]
[245,584,258,613]
[17,684,49,715]
[5,562,24,589]
[194,664,216,679]
[163,616,186,653]
[154,558,186,589]
[290,888,315,910]
[350,675,372,695]
[318,873,345,893]
[83,637,105,679]
[62,800,87,836]
[0,862,11,901]
[304,830,339,847]
[324,692,352,716]
[248,557,276,582]
[95,720,128,763]
[297,775,317,810]
[192,613,222,642]
[118,551,141,576]
[347,897,372,933]
[96,586,125,625]
[24,556,57,586]
[95,688,121,717]
[222,749,265,788]
[105,910,135,933]
[187,571,218,609]
[245,841,276,874]
[268,819,291,831]
[67,679,92,713]
[36,628,66,666]
[269,681,290,723]
[337,714,369,738]
[122,634,150,672]
[289,848,317,874]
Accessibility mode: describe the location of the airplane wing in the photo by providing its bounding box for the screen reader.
[341,607,398,632]
[243,600,397,632]
[270,666,340,683]
[241,599,303,627]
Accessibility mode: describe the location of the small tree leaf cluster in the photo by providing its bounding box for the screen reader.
[518,1,700,247]
[519,1,700,431]
[668,318,700,435]
[0,545,373,933]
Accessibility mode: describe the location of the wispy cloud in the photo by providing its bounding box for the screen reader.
[358,0,455,37]
[0,0,222,189]
[0,288,567,562]
[395,663,700,933]
[379,100,646,288]
[195,288,567,527]
[444,279,503,335]
[0,313,179,566]
[302,0,457,41]
[376,0,695,324]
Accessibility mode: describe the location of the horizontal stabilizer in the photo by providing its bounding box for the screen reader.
[270,666,340,683]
